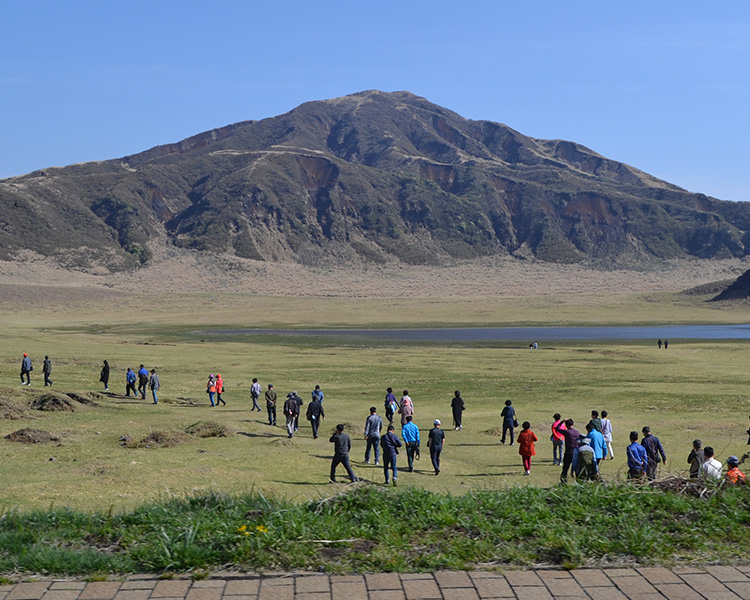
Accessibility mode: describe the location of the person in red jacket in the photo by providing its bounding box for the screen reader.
[518,421,538,475]
[215,374,226,406]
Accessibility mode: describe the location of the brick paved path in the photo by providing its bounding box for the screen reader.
[2,567,750,600]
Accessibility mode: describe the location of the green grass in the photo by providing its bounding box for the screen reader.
[1,484,749,576]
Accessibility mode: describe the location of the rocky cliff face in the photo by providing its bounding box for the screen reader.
[2,90,749,272]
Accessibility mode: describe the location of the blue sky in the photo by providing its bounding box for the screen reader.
[2,1,750,201]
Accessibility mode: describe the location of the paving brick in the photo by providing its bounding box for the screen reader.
[570,570,612,587]
[152,582,191,598]
[398,575,434,581]
[184,588,223,600]
[294,593,331,600]
[611,575,659,596]
[727,581,750,600]
[294,579,329,595]
[118,583,156,592]
[41,592,80,600]
[672,566,707,575]
[79,583,122,600]
[602,569,637,578]
[655,583,705,600]
[433,572,472,588]
[365,574,402,591]
[504,571,543,586]
[585,589,629,600]
[48,584,85,592]
[189,582,226,590]
[637,567,683,584]
[368,591,406,600]
[470,576,514,598]
[224,596,257,600]
[328,577,363,584]
[513,587,553,600]
[112,590,152,600]
[535,571,573,582]
[224,581,260,597]
[401,579,441,600]
[539,578,585,596]
[679,573,733,594]
[331,581,367,600]
[707,567,750,583]
[442,588,479,600]
[257,581,293,600]
[8,583,51,600]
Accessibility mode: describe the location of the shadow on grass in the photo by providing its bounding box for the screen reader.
[237,431,283,439]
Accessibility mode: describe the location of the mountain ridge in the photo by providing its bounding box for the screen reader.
[1,90,749,273]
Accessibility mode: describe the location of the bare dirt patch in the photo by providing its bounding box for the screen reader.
[185,421,235,438]
[5,428,60,444]
[122,430,191,448]
[0,394,33,420]
[31,393,75,412]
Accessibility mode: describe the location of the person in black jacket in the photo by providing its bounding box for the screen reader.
[380,424,402,485]
[641,426,666,480]
[100,360,110,391]
[330,424,357,483]
[306,395,325,439]
[500,399,516,445]
[451,390,465,430]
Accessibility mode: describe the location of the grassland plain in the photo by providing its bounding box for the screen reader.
[1,283,750,513]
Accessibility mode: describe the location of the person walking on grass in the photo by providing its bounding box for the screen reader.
[364,406,383,465]
[206,374,217,407]
[399,390,414,426]
[330,424,357,483]
[138,365,149,399]
[587,410,602,433]
[451,390,465,431]
[380,424,402,485]
[250,378,262,412]
[265,384,277,426]
[587,422,608,471]
[99,360,110,391]
[500,399,516,445]
[384,387,398,425]
[600,410,614,459]
[283,392,299,439]
[556,418,581,482]
[43,355,53,387]
[125,367,137,397]
[551,413,565,466]
[20,353,32,386]
[626,431,647,480]
[306,393,324,439]
[427,419,445,475]
[641,426,666,480]
[149,369,160,404]
[517,421,538,475]
[312,384,324,404]
[401,415,420,472]
[687,439,704,479]
[215,374,226,406]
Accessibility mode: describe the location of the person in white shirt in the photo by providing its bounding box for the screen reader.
[701,446,723,480]
[250,378,262,412]
[600,410,614,459]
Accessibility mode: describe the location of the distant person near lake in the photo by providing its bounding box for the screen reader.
[451,390,465,430]
[500,399,516,445]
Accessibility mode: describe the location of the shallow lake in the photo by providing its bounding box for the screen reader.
[210,325,750,342]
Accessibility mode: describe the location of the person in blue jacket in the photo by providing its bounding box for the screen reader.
[401,415,421,472]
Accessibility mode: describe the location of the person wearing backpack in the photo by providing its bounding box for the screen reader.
[215,374,226,406]
[137,365,149,399]
[206,374,217,407]
[125,367,137,397]
[384,387,398,425]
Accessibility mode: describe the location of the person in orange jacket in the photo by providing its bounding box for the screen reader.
[518,421,538,476]
[206,374,217,407]
[215,373,226,406]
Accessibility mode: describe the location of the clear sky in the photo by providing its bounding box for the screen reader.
[2,1,749,201]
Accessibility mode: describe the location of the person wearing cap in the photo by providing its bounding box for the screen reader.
[265,384,277,426]
[364,406,383,465]
[726,455,747,485]
[206,374,217,406]
[576,436,597,480]
[427,419,445,475]
[283,392,299,438]
[20,353,32,386]
[641,426,666,480]
[215,374,226,406]
[687,439,704,479]
[701,447,722,481]
[330,424,357,483]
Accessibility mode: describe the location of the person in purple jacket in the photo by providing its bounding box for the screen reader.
[556,418,581,482]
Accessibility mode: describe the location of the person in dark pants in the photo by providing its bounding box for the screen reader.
[100,360,110,391]
[687,439,704,479]
[364,406,383,465]
[427,419,445,475]
[500,399,516,445]
[149,369,160,404]
[401,415,421,472]
[330,424,357,483]
[43,355,53,387]
[384,387,398,425]
[451,390,465,431]
[265,384,277,426]
[283,393,299,438]
[556,418,581,483]
[380,424,402,485]
[20,353,32,386]
[125,367,137,397]
[137,365,149,399]
[306,394,325,438]
[641,426,666,480]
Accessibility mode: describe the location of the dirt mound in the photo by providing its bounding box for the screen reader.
[122,430,191,448]
[0,395,33,420]
[185,421,235,438]
[65,391,102,406]
[31,393,75,412]
[5,428,60,444]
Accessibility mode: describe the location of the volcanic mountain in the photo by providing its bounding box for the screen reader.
[2,90,749,272]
